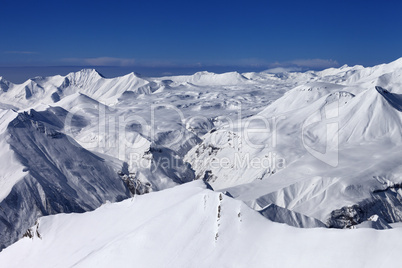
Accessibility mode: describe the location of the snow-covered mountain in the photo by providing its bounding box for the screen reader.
[0,67,288,250]
[186,58,402,228]
[2,58,402,265]
[0,107,131,249]
[1,181,401,268]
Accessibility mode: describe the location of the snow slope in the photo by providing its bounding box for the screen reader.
[185,57,402,228]
[0,68,289,250]
[0,108,130,250]
[0,109,25,201]
[0,181,400,268]
[3,58,402,261]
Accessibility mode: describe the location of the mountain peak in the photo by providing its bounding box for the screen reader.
[123,72,142,79]
[77,68,105,78]
[64,69,104,87]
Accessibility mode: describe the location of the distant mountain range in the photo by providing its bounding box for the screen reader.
[2,58,402,266]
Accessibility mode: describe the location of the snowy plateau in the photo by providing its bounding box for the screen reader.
[1,59,402,267]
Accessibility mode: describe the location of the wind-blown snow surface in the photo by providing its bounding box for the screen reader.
[1,181,401,268]
[2,58,402,264]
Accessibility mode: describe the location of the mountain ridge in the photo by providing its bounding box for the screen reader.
[2,58,402,254]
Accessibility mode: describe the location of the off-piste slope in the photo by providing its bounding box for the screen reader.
[0,108,130,250]
[186,58,402,228]
[0,181,401,268]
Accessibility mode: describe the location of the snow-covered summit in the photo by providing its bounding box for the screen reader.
[64,68,104,86]
[3,59,402,258]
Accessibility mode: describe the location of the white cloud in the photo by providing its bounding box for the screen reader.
[264,67,302,73]
[263,58,339,72]
[63,57,136,66]
[60,57,339,70]
[289,59,339,68]
[203,58,339,70]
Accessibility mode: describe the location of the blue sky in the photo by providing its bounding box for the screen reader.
[1,0,402,80]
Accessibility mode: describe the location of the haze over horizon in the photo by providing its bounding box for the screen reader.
[3,1,402,265]
[2,0,402,81]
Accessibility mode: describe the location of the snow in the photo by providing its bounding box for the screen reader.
[0,107,131,249]
[0,66,293,250]
[0,109,25,201]
[2,58,402,264]
[0,181,401,268]
[159,71,250,86]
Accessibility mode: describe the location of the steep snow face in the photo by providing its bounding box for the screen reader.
[0,108,130,250]
[1,181,402,268]
[259,203,326,228]
[0,109,25,201]
[64,68,104,86]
